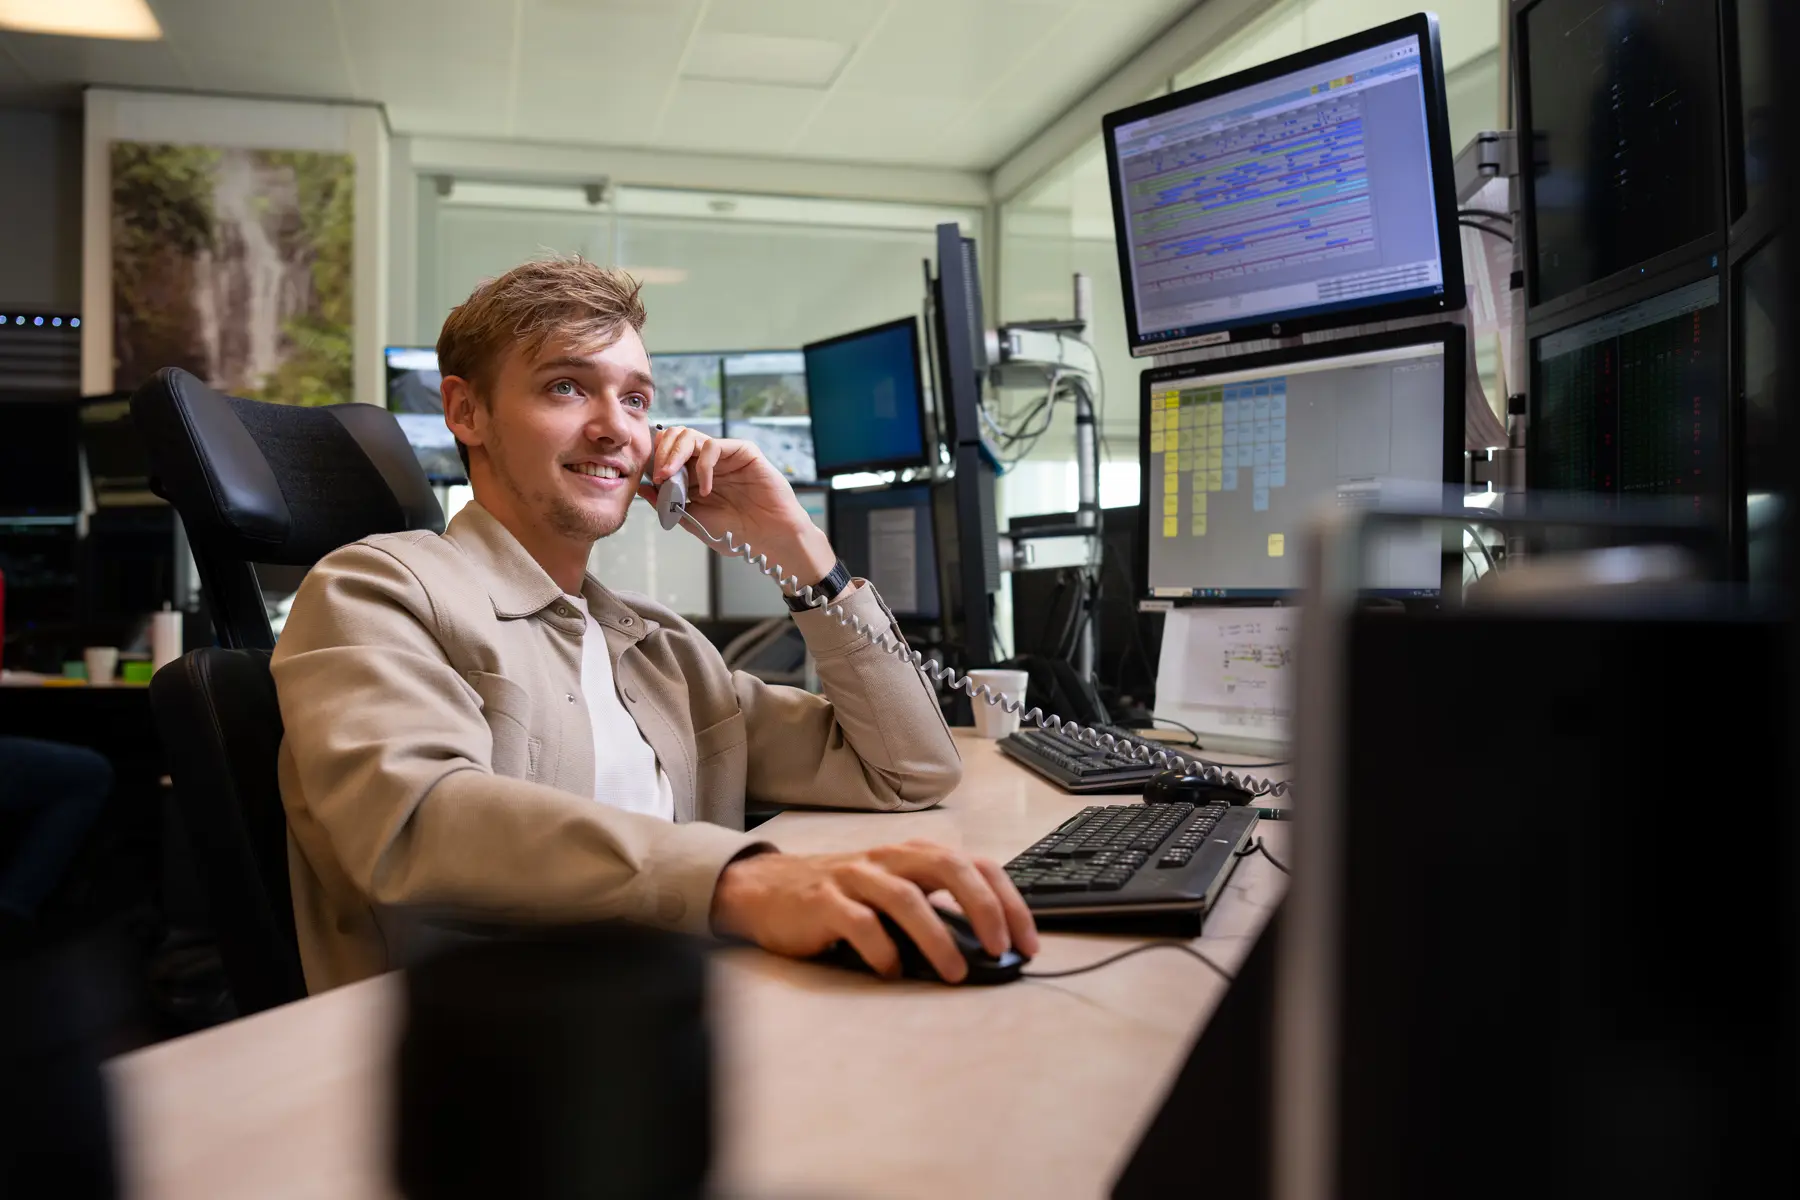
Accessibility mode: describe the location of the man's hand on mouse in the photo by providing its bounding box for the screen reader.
[710,840,1040,983]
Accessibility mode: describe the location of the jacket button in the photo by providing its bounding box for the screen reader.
[565,693,576,704]
[556,605,574,618]
[620,616,633,626]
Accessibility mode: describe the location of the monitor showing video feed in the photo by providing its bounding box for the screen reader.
[724,351,814,482]
[649,353,725,438]
[384,346,464,485]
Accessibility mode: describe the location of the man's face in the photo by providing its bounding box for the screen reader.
[467,326,656,543]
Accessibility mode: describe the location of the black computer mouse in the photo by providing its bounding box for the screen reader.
[1143,768,1254,806]
[815,906,1027,985]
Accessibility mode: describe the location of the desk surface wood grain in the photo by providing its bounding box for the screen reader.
[107,731,1288,1200]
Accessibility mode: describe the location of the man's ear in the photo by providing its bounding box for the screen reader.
[441,374,484,452]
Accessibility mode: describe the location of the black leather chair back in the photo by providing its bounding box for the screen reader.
[132,369,448,1010]
[130,367,444,650]
[150,649,305,1012]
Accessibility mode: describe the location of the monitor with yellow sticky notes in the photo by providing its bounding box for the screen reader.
[1136,324,1464,600]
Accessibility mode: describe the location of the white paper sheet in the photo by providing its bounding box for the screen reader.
[1156,606,1299,746]
[867,507,919,613]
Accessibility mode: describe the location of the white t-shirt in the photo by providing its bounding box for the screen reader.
[568,595,675,822]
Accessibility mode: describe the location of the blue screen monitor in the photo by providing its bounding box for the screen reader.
[803,317,931,477]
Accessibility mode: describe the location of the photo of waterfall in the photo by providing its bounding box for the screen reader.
[110,141,355,406]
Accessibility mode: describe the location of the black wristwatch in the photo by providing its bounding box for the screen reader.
[784,559,852,612]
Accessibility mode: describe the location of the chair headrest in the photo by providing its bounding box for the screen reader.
[130,368,445,565]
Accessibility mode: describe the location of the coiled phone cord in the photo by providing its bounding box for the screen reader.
[674,507,1292,800]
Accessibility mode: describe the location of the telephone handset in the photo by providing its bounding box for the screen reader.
[639,462,1289,800]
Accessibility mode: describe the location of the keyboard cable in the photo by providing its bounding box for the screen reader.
[1022,940,1236,983]
[1021,837,1290,983]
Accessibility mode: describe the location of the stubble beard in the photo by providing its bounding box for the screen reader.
[488,428,632,544]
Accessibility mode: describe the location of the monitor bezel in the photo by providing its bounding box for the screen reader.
[802,315,932,478]
[1135,323,1468,605]
[1514,0,1729,323]
[1101,12,1466,358]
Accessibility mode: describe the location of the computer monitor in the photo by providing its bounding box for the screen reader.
[1139,326,1464,600]
[0,396,82,516]
[716,485,829,620]
[1528,271,1724,523]
[1518,0,1724,309]
[384,346,464,485]
[1732,0,1773,219]
[827,483,942,621]
[1739,237,1781,582]
[802,318,930,477]
[650,353,725,438]
[1102,13,1463,356]
[723,351,813,482]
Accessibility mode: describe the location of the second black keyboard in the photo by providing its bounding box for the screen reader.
[996,724,1162,793]
[1003,801,1258,919]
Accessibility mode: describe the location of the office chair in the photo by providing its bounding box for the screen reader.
[132,368,444,1012]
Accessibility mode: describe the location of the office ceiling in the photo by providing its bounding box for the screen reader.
[0,0,1196,170]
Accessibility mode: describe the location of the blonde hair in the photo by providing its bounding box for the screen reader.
[437,255,648,471]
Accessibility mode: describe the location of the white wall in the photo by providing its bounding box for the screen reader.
[81,89,390,404]
[0,107,83,313]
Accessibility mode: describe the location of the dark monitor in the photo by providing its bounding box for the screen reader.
[384,346,464,486]
[1528,272,1724,525]
[1009,505,1162,699]
[0,396,82,516]
[78,393,153,498]
[1518,0,1724,309]
[1102,13,1463,356]
[723,351,813,482]
[649,352,725,437]
[802,318,930,477]
[1138,326,1465,601]
[827,483,942,621]
[1733,0,1774,218]
[1739,236,1781,582]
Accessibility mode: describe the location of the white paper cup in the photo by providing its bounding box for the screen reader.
[967,669,1029,739]
[84,646,120,686]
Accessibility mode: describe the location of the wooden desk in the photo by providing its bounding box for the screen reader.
[105,731,1289,1200]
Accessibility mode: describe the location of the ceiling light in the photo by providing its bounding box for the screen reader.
[0,0,163,40]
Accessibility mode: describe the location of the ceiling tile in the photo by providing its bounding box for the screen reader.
[513,65,671,142]
[834,0,1062,103]
[180,52,355,100]
[699,0,888,47]
[2,31,191,90]
[683,31,848,88]
[149,0,346,64]
[790,90,966,161]
[654,78,822,156]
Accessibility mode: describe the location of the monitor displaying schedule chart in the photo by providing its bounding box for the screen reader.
[1140,328,1464,599]
[1103,14,1462,355]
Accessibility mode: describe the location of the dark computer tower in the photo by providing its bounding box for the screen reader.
[1278,594,1794,1198]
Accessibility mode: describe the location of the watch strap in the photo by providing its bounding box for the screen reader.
[784,559,851,612]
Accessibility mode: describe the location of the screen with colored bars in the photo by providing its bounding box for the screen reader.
[1110,32,1446,349]
[1146,343,1447,598]
[1531,276,1723,509]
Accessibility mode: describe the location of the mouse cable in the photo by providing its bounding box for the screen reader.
[1021,940,1235,983]
[1233,837,1289,875]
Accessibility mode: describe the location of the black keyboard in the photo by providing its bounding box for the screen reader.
[996,725,1162,793]
[1003,802,1258,919]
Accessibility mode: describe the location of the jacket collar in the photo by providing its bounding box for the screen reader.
[444,500,647,642]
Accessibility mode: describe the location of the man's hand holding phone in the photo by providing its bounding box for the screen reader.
[640,424,837,588]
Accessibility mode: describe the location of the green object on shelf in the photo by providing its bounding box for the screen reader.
[62,661,86,680]
[122,661,154,684]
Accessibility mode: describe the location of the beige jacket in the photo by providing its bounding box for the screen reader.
[272,501,961,992]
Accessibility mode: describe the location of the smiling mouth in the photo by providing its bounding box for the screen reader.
[564,463,627,481]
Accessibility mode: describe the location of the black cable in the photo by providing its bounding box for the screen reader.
[1458,207,1512,223]
[1143,715,1202,745]
[1459,218,1514,244]
[1233,837,1289,875]
[1021,939,1235,982]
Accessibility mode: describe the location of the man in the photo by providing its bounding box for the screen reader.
[273,256,1037,992]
